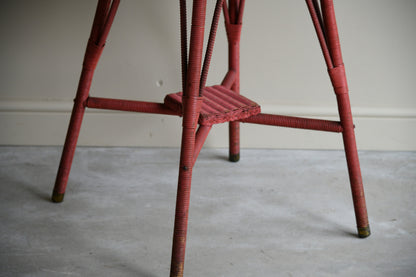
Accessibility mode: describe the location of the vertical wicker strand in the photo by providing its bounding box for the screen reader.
[222,1,230,25]
[180,0,188,94]
[199,0,224,95]
[97,0,120,46]
[90,0,111,43]
[229,0,239,23]
[305,0,333,69]
[236,0,245,24]
[320,0,343,66]
[312,0,325,40]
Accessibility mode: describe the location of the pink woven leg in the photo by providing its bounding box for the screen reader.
[171,123,197,277]
[193,125,212,165]
[52,71,92,203]
[337,93,370,236]
[225,0,244,162]
[229,122,240,161]
[170,1,207,276]
[52,0,120,203]
[320,0,370,237]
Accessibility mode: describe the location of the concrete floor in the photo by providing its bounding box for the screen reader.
[0,147,415,277]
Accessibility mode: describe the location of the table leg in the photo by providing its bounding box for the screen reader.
[225,0,244,162]
[321,0,371,237]
[52,0,120,202]
[170,1,207,276]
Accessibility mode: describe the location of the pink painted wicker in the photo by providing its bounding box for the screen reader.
[52,1,370,276]
[164,85,261,125]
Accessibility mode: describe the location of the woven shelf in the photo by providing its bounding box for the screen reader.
[164,85,261,125]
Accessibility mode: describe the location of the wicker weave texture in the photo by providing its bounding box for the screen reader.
[165,85,260,125]
[52,1,371,276]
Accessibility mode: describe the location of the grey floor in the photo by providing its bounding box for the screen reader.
[0,147,415,277]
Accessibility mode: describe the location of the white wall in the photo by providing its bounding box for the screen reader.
[1,0,415,150]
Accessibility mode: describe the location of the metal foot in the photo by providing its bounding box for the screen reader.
[51,191,65,203]
[229,153,240,162]
[357,226,371,238]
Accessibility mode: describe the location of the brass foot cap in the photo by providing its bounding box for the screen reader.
[51,191,65,203]
[229,153,240,162]
[358,226,371,238]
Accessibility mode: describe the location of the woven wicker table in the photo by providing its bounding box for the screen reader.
[52,1,371,276]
